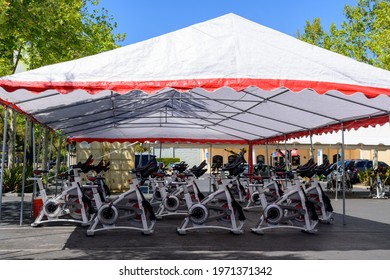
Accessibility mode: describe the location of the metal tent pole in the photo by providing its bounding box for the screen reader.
[209,144,212,166]
[0,108,9,220]
[67,141,71,169]
[36,126,42,168]
[209,143,212,193]
[55,136,63,196]
[309,131,314,160]
[48,133,53,166]
[56,136,62,175]
[30,123,37,218]
[19,118,29,226]
[265,142,270,176]
[341,123,346,225]
[248,141,253,176]
[335,145,340,201]
[284,134,289,171]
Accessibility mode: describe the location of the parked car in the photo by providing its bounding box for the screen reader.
[364,160,389,171]
[353,159,370,172]
[331,159,389,184]
[329,160,358,184]
[352,159,389,172]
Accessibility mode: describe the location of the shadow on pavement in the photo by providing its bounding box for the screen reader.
[61,211,390,260]
[1,197,390,260]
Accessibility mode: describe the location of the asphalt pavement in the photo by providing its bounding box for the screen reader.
[1,187,390,260]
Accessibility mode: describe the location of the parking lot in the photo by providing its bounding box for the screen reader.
[1,191,390,260]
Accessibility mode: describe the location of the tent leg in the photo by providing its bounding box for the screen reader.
[0,108,9,220]
[19,118,29,226]
[309,131,314,160]
[55,136,63,196]
[265,142,270,176]
[284,134,289,170]
[209,144,212,193]
[30,123,37,218]
[341,123,346,225]
[248,142,253,176]
[56,136,62,175]
[335,145,340,201]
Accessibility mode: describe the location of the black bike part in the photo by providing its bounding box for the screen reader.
[172,161,188,173]
[322,194,333,212]
[97,188,106,203]
[237,179,246,196]
[297,158,314,170]
[92,159,104,173]
[165,196,180,211]
[132,158,158,178]
[226,186,246,221]
[315,160,331,176]
[103,182,111,197]
[98,204,118,225]
[142,200,157,221]
[232,200,246,221]
[317,182,333,212]
[251,192,260,203]
[278,184,284,196]
[222,156,245,172]
[103,161,111,172]
[81,193,96,214]
[190,160,207,172]
[137,186,157,221]
[264,204,283,225]
[81,155,94,172]
[193,181,205,201]
[305,200,319,221]
[300,185,319,221]
[188,204,208,225]
[44,199,61,217]
[77,182,95,214]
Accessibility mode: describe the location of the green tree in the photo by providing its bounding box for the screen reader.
[297,0,390,70]
[0,0,126,170]
[0,0,125,76]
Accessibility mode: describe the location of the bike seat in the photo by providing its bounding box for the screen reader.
[57,172,68,179]
[33,169,49,175]
[151,172,166,178]
[192,168,207,178]
[87,176,97,182]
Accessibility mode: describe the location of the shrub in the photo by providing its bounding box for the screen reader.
[358,170,370,186]
[156,158,180,169]
[1,165,33,193]
[358,168,390,187]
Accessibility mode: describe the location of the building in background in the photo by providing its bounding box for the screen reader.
[74,124,390,192]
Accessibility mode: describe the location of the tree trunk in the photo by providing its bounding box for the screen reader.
[6,110,15,169]
[41,128,49,170]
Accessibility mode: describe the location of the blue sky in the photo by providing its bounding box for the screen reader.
[96,0,358,46]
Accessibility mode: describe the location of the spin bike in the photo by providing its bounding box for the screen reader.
[84,159,111,203]
[221,148,248,203]
[370,166,389,199]
[244,169,284,211]
[86,166,157,236]
[251,164,319,234]
[149,161,189,205]
[30,156,100,227]
[210,159,223,192]
[155,160,207,219]
[177,176,246,235]
[300,160,334,223]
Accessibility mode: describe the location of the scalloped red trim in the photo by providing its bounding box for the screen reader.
[1,78,390,98]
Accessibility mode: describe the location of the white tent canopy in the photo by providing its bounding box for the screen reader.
[1,13,390,144]
[291,123,390,146]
